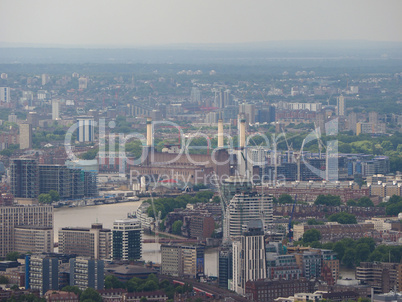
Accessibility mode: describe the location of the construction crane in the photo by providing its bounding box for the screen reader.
[288,195,297,243]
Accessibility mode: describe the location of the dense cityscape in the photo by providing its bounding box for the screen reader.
[1,1,402,302]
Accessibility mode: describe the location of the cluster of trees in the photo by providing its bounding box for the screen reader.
[38,190,60,204]
[3,293,45,302]
[300,232,402,268]
[378,195,402,216]
[346,196,374,207]
[314,194,341,206]
[62,286,103,302]
[104,274,192,300]
[145,191,214,220]
[327,212,357,224]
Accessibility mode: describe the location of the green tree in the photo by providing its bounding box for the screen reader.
[0,275,9,284]
[6,251,20,261]
[48,190,60,202]
[356,243,371,264]
[342,248,357,268]
[302,229,321,244]
[38,193,52,204]
[328,212,357,224]
[314,194,341,206]
[172,220,183,236]
[278,194,293,204]
[307,219,324,225]
[62,286,82,298]
[346,199,357,206]
[105,275,125,289]
[357,197,374,207]
[333,241,346,261]
[80,288,102,302]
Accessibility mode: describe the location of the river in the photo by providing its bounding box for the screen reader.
[53,202,219,277]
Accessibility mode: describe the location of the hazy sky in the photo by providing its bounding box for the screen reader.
[1,0,401,47]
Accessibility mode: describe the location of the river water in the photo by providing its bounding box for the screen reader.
[53,202,219,277]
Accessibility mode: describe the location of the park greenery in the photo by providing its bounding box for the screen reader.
[300,233,402,268]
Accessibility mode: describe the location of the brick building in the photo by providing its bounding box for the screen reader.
[293,223,375,242]
[245,278,315,302]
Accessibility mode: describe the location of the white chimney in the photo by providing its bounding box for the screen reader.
[146,117,153,147]
[239,118,246,148]
[218,119,224,148]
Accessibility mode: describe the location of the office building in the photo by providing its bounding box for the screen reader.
[356,262,402,293]
[52,100,59,120]
[0,87,10,103]
[112,219,142,261]
[161,244,204,279]
[227,192,273,239]
[232,220,266,295]
[59,223,111,260]
[337,95,345,116]
[0,205,53,257]
[239,103,256,124]
[10,159,39,198]
[26,254,59,296]
[69,257,104,291]
[19,123,32,149]
[14,226,53,254]
[77,116,95,142]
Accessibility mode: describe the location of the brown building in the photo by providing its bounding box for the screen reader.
[44,291,79,302]
[293,223,375,242]
[274,204,386,220]
[188,215,215,239]
[356,262,402,293]
[245,278,315,302]
[261,183,371,203]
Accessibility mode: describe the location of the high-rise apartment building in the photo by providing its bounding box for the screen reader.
[227,192,273,239]
[232,220,266,295]
[52,100,59,120]
[59,223,111,260]
[337,95,345,116]
[112,219,142,261]
[218,246,233,289]
[0,205,53,257]
[78,77,88,89]
[69,257,104,291]
[19,123,32,149]
[26,254,59,296]
[77,116,95,142]
[239,103,256,124]
[10,159,39,198]
[0,87,10,103]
